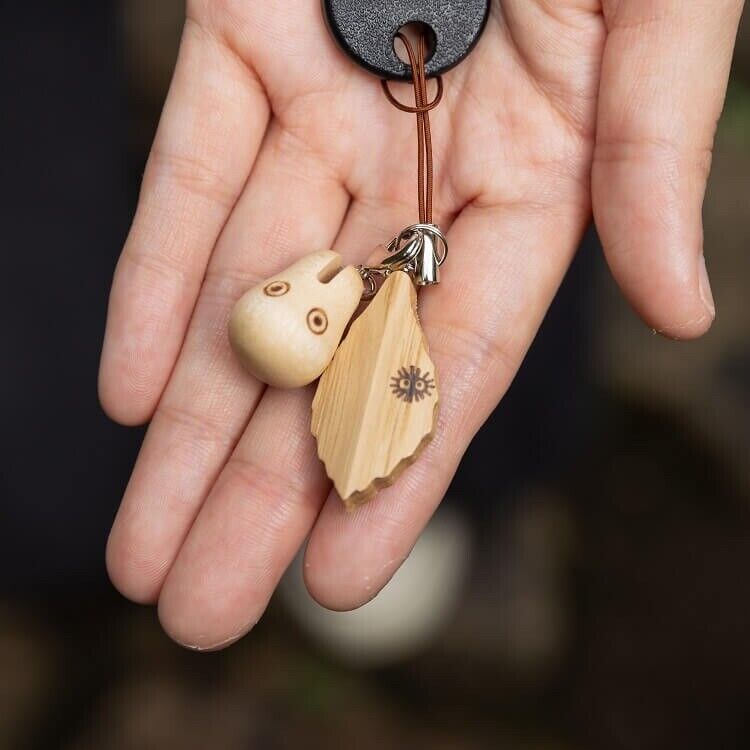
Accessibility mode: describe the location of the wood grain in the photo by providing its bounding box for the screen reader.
[312,271,439,508]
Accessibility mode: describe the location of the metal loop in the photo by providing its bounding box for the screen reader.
[358,223,448,298]
[357,268,381,300]
[389,224,448,266]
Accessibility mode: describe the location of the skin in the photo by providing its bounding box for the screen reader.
[100,0,745,650]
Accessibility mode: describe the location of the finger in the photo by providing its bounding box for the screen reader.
[99,17,269,425]
[304,201,589,611]
[155,195,452,649]
[157,385,327,650]
[592,0,744,339]
[105,122,349,604]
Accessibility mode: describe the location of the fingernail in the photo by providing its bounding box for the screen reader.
[698,255,715,319]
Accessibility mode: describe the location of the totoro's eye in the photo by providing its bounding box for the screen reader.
[307,308,328,335]
[264,281,290,297]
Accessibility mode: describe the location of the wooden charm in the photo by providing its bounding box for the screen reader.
[312,271,439,508]
[229,251,363,388]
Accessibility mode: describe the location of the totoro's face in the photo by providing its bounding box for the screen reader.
[229,251,363,389]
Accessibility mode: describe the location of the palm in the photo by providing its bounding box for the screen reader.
[101,0,737,649]
[240,2,603,241]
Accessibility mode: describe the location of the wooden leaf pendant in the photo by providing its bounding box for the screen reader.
[311,271,438,509]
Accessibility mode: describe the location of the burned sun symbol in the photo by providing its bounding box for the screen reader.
[390,366,435,403]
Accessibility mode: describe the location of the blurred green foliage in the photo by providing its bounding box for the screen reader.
[720,79,750,148]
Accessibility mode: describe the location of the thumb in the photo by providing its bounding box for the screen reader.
[593,0,744,339]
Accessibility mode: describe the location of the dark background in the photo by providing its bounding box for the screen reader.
[1,2,749,748]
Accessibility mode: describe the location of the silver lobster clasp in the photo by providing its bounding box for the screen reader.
[359,224,448,297]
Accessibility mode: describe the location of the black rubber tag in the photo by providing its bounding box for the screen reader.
[323,0,491,81]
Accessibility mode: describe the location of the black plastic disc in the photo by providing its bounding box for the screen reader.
[322,0,491,81]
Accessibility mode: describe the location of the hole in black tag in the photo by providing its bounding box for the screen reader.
[323,0,490,80]
[393,22,437,65]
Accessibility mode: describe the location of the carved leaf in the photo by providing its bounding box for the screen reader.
[311,271,439,508]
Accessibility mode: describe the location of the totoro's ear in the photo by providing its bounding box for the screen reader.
[315,251,347,283]
[283,250,344,282]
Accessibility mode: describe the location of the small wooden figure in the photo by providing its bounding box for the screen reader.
[229,251,363,388]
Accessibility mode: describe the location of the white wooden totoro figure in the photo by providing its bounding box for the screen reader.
[229,251,363,389]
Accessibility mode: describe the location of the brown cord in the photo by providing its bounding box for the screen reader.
[381,34,443,225]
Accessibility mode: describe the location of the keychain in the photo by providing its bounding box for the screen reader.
[229,1,490,508]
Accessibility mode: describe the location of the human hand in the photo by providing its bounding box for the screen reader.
[100,0,744,649]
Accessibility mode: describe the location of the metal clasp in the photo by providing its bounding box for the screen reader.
[358,224,448,298]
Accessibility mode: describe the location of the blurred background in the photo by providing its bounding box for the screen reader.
[1,2,749,748]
